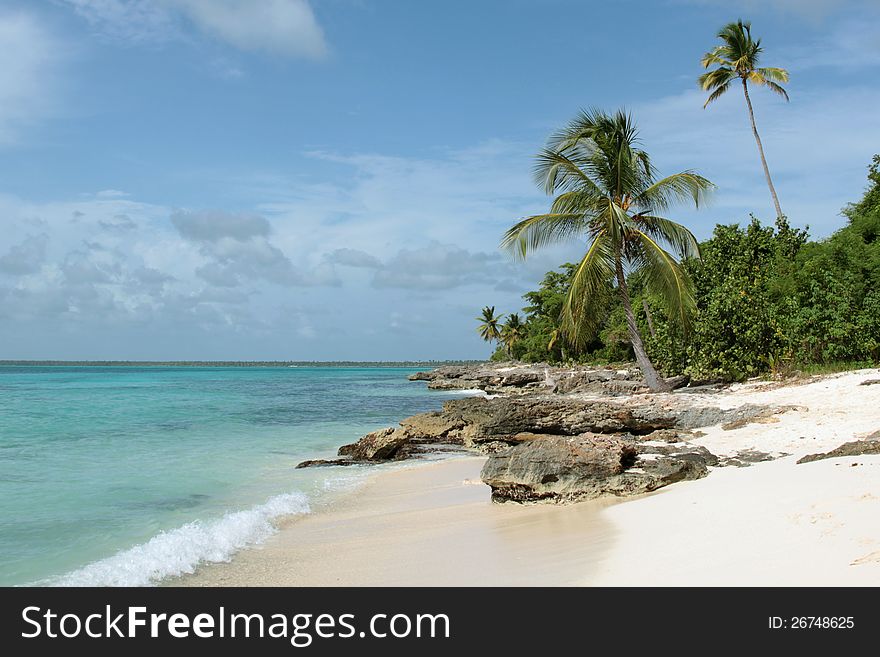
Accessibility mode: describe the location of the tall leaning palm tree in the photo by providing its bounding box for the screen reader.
[699,19,789,219]
[502,109,713,392]
[476,306,504,346]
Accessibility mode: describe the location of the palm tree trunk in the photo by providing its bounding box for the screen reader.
[742,78,784,219]
[615,257,671,392]
[641,298,657,339]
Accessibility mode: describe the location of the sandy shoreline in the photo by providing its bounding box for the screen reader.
[178,457,620,586]
[179,369,880,587]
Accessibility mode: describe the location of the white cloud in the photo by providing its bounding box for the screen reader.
[0,11,65,145]
[0,138,563,358]
[61,0,328,58]
[0,234,50,274]
[173,0,327,58]
[372,243,513,290]
[95,189,130,198]
[171,209,270,242]
[782,15,880,71]
[170,209,336,287]
[61,0,176,44]
[326,248,382,269]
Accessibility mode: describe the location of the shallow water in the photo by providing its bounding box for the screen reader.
[0,365,457,586]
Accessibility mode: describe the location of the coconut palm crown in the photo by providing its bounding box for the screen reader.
[501,313,524,356]
[699,19,789,218]
[476,306,504,344]
[501,109,713,391]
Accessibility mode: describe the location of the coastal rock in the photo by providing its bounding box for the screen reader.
[337,427,410,461]
[552,370,614,394]
[796,437,880,464]
[551,367,647,395]
[634,442,719,467]
[718,449,784,468]
[410,395,797,454]
[638,428,688,443]
[666,374,691,390]
[399,411,465,443]
[438,396,677,449]
[295,458,359,469]
[408,361,693,396]
[426,378,484,391]
[673,403,799,430]
[495,371,544,387]
[480,433,710,503]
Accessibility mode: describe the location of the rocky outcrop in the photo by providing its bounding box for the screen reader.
[408,362,648,396]
[398,411,465,443]
[408,361,722,397]
[298,389,796,474]
[796,437,880,464]
[297,362,802,504]
[338,427,410,460]
[717,449,786,468]
[673,403,799,430]
[295,458,360,469]
[480,433,711,503]
[436,396,676,449]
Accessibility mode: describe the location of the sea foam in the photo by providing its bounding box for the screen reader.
[49,491,310,587]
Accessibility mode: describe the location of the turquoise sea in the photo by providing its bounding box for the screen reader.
[0,366,467,586]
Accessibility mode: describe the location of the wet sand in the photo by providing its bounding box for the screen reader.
[177,457,619,586]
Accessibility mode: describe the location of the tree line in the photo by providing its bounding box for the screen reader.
[477,20,879,386]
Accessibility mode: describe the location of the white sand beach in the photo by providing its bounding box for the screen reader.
[180,369,880,587]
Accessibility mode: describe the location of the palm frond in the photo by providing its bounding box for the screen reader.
[703,81,733,107]
[549,189,605,216]
[500,213,588,260]
[764,80,789,101]
[560,231,615,348]
[632,231,696,331]
[700,46,732,69]
[534,148,604,196]
[636,171,715,212]
[747,71,789,102]
[547,107,605,152]
[636,215,701,260]
[756,66,789,83]
[699,66,736,90]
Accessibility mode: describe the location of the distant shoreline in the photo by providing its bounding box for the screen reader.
[0,360,487,368]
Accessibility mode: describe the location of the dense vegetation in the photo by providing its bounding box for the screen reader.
[482,20,877,383]
[487,155,880,381]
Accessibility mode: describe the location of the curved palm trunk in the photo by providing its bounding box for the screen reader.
[742,78,784,219]
[615,257,671,392]
[641,298,657,339]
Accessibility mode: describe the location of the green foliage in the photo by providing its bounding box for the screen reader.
[476,306,504,344]
[516,265,577,363]
[685,216,807,379]
[482,155,880,380]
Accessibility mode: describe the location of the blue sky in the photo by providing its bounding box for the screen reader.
[1,0,879,360]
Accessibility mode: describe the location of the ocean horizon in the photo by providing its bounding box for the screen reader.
[0,364,471,587]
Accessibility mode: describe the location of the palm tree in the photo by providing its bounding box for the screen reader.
[699,19,789,219]
[501,313,524,356]
[476,306,504,345]
[501,109,713,391]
